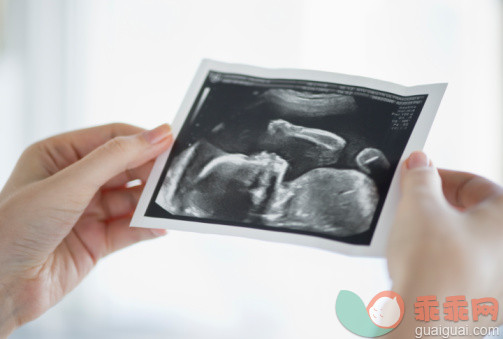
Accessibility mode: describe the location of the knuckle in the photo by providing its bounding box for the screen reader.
[406,169,432,184]
[491,194,503,206]
[20,140,49,161]
[405,170,441,192]
[24,140,44,156]
[107,122,131,131]
[105,136,130,154]
[106,122,141,138]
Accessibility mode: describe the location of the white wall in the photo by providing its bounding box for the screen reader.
[298,0,503,181]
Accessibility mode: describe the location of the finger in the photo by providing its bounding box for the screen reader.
[38,124,172,233]
[69,216,167,265]
[105,217,167,255]
[1,124,147,195]
[400,151,447,211]
[46,123,145,161]
[58,123,170,190]
[438,169,503,210]
[99,185,144,220]
[102,160,155,189]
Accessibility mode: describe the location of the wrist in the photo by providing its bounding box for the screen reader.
[0,281,18,338]
[389,282,492,339]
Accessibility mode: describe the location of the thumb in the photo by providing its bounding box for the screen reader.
[400,151,446,209]
[47,124,172,211]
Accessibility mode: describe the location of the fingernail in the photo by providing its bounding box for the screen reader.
[143,124,172,144]
[150,228,168,237]
[407,151,430,169]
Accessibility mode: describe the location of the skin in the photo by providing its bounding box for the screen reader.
[386,151,503,338]
[0,123,173,338]
[0,128,502,338]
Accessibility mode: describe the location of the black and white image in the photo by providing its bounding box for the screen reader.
[132,60,446,256]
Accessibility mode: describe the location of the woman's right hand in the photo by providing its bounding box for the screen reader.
[387,151,503,337]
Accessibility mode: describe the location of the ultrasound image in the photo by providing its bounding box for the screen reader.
[146,72,427,245]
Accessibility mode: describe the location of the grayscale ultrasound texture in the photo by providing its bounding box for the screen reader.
[147,71,427,245]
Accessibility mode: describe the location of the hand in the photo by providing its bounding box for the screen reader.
[0,123,173,337]
[387,151,503,337]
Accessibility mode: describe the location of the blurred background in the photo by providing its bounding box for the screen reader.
[0,0,502,338]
